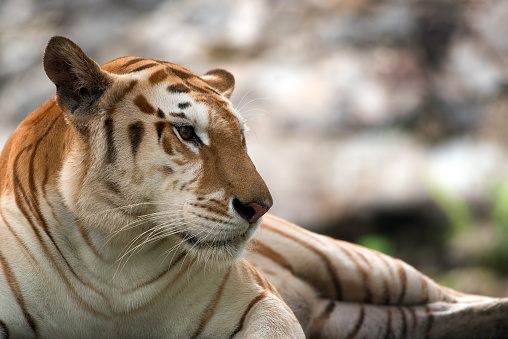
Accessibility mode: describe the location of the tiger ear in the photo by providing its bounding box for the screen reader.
[43,36,112,115]
[202,69,235,99]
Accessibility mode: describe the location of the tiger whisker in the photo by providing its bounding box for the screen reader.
[117,219,193,262]
[113,215,201,273]
[90,201,186,219]
[241,108,269,116]
[182,228,215,281]
[104,210,185,242]
[235,76,274,111]
[237,97,270,115]
[111,229,186,282]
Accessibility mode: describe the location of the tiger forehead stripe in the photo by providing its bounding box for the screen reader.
[131,63,158,73]
[128,121,145,156]
[104,118,116,163]
[133,95,156,115]
[157,108,165,119]
[170,112,187,119]
[167,84,191,94]
[167,66,194,80]
[118,57,145,72]
[149,69,169,85]
[154,121,166,141]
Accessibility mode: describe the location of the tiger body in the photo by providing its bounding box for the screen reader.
[0,36,507,339]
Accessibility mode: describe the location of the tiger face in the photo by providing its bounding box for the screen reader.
[44,36,272,262]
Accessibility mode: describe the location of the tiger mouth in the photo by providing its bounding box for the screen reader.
[179,228,251,249]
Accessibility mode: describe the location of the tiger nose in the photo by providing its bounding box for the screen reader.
[233,198,272,223]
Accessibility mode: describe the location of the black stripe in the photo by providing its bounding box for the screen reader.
[178,102,191,109]
[345,305,364,339]
[186,82,211,94]
[0,251,38,337]
[161,166,174,174]
[104,179,121,194]
[157,108,165,119]
[130,63,158,73]
[120,58,145,70]
[168,67,193,80]
[155,122,166,142]
[324,301,335,316]
[167,84,190,93]
[191,269,232,338]
[396,261,407,304]
[424,304,434,339]
[400,308,408,339]
[104,118,116,163]
[128,121,144,156]
[170,112,187,119]
[263,225,343,300]
[0,319,9,338]
[228,293,267,339]
[383,309,392,339]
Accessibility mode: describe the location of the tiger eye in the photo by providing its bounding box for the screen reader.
[178,126,193,140]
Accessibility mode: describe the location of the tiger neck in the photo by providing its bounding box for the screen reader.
[0,99,72,199]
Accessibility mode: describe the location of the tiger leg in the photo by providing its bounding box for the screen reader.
[250,266,508,339]
[0,271,35,339]
[308,297,508,339]
[250,215,508,338]
[235,293,306,339]
[253,215,461,306]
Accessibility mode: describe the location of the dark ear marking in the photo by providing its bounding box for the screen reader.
[202,69,235,99]
[43,36,112,116]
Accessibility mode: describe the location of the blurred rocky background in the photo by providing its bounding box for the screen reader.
[2,0,508,296]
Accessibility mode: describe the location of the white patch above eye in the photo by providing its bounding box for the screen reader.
[149,85,211,146]
[189,102,211,145]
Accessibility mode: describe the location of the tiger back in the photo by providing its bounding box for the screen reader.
[0,36,303,338]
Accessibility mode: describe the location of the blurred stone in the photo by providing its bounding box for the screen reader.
[1,0,508,241]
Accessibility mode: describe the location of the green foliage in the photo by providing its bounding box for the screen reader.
[356,234,396,256]
[428,182,472,237]
[492,181,508,233]
[427,180,508,272]
[484,181,508,273]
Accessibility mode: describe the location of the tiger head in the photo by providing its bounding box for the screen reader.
[43,36,272,262]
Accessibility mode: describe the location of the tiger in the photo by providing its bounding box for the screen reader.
[0,35,506,339]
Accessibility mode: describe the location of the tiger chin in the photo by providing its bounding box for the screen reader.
[1,36,508,339]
